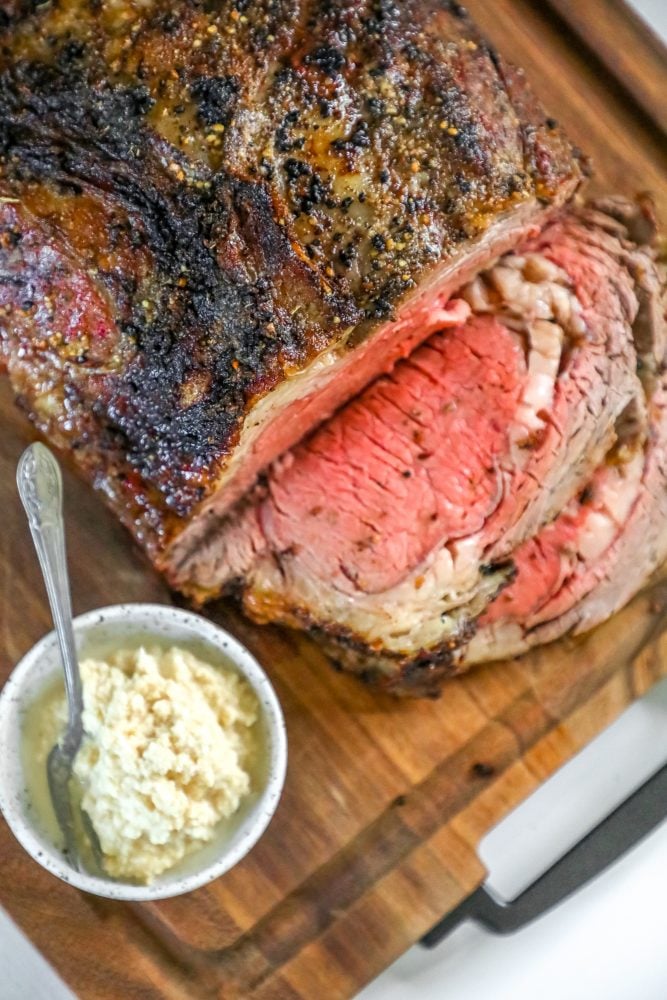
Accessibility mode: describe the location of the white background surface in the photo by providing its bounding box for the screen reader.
[629,0,667,37]
[1,4,666,999]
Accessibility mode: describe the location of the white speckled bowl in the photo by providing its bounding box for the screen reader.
[0,603,287,901]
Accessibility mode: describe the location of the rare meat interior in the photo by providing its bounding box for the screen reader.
[171,198,667,694]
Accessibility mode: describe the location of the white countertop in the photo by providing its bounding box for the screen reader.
[1,4,666,999]
[630,0,667,35]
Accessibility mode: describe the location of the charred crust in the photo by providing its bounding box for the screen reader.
[254,605,481,698]
[189,75,239,128]
[304,43,347,78]
[0,0,579,550]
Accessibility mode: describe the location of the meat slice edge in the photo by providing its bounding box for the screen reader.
[179,198,666,695]
[464,377,667,666]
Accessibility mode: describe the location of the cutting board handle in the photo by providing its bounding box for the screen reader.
[422,761,667,945]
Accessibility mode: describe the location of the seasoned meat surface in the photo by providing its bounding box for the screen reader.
[0,0,580,562]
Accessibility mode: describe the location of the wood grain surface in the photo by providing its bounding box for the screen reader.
[544,0,667,135]
[1,2,666,998]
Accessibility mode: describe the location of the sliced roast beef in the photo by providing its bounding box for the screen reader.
[466,376,667,665]
[185,199,666,694]
[0,0,580,568]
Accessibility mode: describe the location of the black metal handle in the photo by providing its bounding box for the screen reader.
[423,761,667,947]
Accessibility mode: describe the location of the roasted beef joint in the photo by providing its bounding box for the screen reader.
[0,0,580,568]
[1,3,665,696]
[183,199,667,694]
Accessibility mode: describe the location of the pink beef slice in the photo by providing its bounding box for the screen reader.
[0,0,582,570]
[464,373,667,666]
[176,198,667,695]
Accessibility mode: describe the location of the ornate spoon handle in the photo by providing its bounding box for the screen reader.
[16,443,83,745]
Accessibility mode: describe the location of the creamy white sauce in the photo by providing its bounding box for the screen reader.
[24,645,260,884]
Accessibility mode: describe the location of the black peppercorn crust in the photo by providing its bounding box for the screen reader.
[0,0,581,560]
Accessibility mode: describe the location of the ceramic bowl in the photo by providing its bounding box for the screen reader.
[0,603,287,901]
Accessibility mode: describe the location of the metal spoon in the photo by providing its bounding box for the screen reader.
[16,442,102,874]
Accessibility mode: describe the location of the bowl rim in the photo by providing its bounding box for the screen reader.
[0,602,288,901]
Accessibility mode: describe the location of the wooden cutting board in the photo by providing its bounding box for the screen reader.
[1,2,666,997]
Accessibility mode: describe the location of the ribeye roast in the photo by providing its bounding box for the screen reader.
[176,198,667,693]
[1,3,665,697]
[0,0,579,567]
